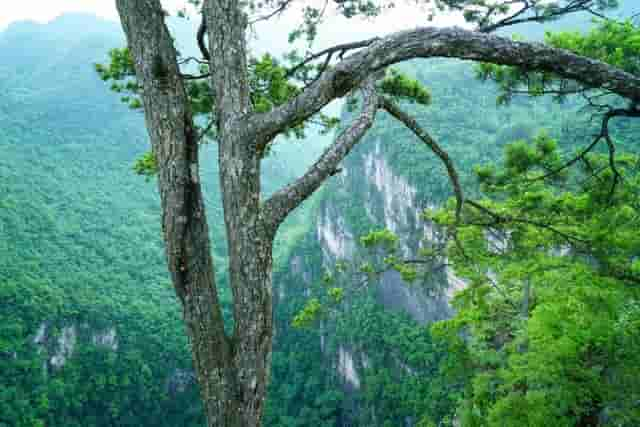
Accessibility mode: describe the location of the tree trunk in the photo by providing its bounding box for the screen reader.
[116,1,273,426]
[218,132,275,427]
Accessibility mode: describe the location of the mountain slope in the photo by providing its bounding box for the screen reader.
[0,14,328,427]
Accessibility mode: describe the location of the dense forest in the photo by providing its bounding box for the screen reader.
[1,2,639,427]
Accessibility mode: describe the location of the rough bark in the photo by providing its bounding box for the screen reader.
[205,1,275,425]
[113,2,640,426]
[262,76,381,232]
[115,1,237,426]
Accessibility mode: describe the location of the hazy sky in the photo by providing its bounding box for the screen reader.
[1,0,467,54]
[0,0,181,29]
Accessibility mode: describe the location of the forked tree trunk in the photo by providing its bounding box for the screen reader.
[116,1,273,426]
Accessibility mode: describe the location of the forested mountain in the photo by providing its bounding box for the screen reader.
[1,5,639,427]
[0,14,328,427]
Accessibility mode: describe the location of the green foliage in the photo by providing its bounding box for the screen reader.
[6,8,640,427]
[94,48,142,110]
[546,19,640,76]
[378,69,431,105]
[333,297,463,426]
[133,151,159,178]
[249,54,301,113]
[477,19,640,104]
[292,298,323,328]
[360,228,399,250]
[433,138,640,426]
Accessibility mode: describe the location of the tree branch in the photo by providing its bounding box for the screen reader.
[197,10,211,61]
[248,0,295,25]
[379,97,464,222]
[479,0,600,33]
[246,26,640,146]
[465,199,589,245]
[261,76,381,233]
[285,38,379,79]
[529,107,640,184]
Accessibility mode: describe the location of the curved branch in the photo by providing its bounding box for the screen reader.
[261,76,381,233]
[246,26,640,146]
[197,10,211,61]
[285,37,379,79]
[379,97,464,222]
[181,72,212,80]
[529,108,640,183]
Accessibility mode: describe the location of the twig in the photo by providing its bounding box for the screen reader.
[285,38,379,79]
[248,0,294,25]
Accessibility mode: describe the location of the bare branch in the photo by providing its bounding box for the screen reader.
[197,10,211,61]
[261,76,381,232]
[248,0,295,25]
[465,199,589,245]
[480,0,605,33]
[196,116,217,144]
[529,108,640,183]
[178,56,209,65]
[379,97,464,222]
[181,72,212,80]
[285,38,379,79]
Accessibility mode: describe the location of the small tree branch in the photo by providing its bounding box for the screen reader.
[465,199,589,245]
[261,76,381,233]
[196,116,217,144]
[248,0,295,25]
[197,9,211,61]
[529,107,640,183]
[285,38,379,79]
[379,97,464,222]
[480,0,604,33]
[181,72,212,80]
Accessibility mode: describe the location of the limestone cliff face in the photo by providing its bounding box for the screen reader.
[32,322,118,372]
[278,124,467,425]
[29,321,193,396]
[315,136,463,326]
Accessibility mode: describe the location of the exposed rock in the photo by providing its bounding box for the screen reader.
[378,270,456,324]
[317,203,354,262]
[32,322,48,347]
[309,133,470,426]
[92,327,118,351]
[364,140,419,236]
[50,325,77,369]
[337,346,361,390]
[31,322,119,371]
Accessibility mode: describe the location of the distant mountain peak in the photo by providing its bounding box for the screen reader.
[1,12,121,40]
